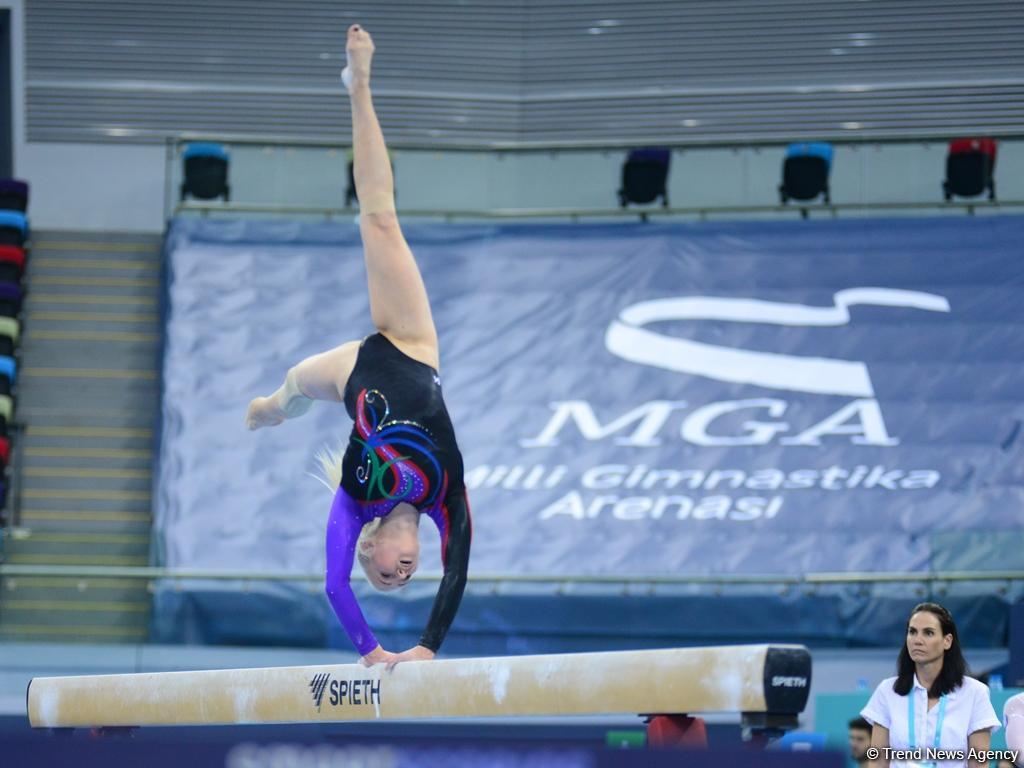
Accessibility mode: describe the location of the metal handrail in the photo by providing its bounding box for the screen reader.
[174,199,1024,221]
[1,563,1021,586]
[168,130,1024,153]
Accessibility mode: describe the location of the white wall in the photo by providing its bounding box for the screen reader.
[18,142,165,232]
[4,0,165,233]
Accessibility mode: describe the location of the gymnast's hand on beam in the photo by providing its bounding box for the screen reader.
[360,645,398,667]
[385,645,436,670]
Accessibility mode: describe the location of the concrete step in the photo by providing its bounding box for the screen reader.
[0,599,150,617]
[33,234,161,251]
[22,464,152,478]
[31,257,160,276]
[2,552,150,567]
[4,530,149,547]
[19,493,152,511]
[16,378,160,404]
[20,411,156,431]
[2,576,152,602]
[26,275,160,292]
[1,230,162,645]
[25,309,159,325]
[12,517,153,534]
[16,282,156,299]
[26,330,160,344]
[17,510,152,526]
[20,315,160,338]
[26,293,157,310]
[0,624,149,643]
[22,446,154,463]
[19,340,160,368]
[30,269,159,289]
[0,606,149,643]
[3,533,149,561]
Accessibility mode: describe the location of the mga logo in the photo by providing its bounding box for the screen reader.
[521,288,952,449]
[604,288,950,397]
[309,673,330,711]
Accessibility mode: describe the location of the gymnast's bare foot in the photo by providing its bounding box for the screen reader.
[342,24,374,94]
[245,396,285,430]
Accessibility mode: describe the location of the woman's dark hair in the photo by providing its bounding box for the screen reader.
[893,602,968,697]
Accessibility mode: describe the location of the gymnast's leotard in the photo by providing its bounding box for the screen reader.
[324,332,471,656]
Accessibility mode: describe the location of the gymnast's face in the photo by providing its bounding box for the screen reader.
[365,532,419,592]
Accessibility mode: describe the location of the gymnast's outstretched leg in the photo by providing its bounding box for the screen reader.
[344,24,439,368]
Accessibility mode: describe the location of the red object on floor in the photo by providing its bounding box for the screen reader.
[646,715,709,748]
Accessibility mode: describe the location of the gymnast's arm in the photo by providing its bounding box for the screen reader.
[245,342,359,430]
[416,494,473,658]
[324,494,395,666]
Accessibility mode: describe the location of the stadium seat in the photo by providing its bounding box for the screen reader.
[0,281,23,317]
[345,151,396,208]
[181,143,230,202]
[345,157,357,208]
[0,245,26,283]
[0,179,29,212]
[618,148,671,208]
[0,210,28,247]
[0,316,19,356]
[943,137,996,201]
[0,393,12,437]
[0,355,15,395]
[779,142,832,205]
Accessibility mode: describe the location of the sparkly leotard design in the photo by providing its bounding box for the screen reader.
[324,333,471,656]
[351,388,443,513]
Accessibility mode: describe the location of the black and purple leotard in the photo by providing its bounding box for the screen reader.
[324,332,471,656]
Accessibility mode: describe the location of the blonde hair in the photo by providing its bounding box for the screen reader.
[312,442,381,578]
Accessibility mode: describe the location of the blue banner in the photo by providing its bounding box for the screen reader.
[155,215,1024,647]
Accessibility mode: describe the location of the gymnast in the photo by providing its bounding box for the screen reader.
[245,24,471,668]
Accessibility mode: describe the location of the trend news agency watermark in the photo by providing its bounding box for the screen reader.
[865,747,1020,763]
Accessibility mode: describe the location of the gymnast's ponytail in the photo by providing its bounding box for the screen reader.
[312,442,382,572]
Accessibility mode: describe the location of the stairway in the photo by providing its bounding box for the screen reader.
[0,231,163,643]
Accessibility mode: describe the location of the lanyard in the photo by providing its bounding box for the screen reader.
[908,691,947,761]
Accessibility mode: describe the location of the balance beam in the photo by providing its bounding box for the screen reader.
[27,644,810,729]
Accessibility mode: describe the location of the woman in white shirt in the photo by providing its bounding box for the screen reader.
[861,602,1000,768]
[1005,692,1024,765]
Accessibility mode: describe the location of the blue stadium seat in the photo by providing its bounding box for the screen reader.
[0,354,16,396]
[0,210,28,247]
[779,142,832,207]
[181,143,230,202]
